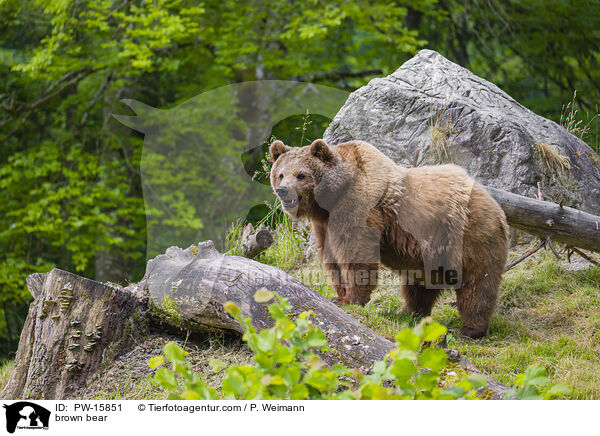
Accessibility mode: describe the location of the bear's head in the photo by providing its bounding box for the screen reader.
[269,138,350,219]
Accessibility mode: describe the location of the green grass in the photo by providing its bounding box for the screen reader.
[0,360,14,392]
[224,218,245,257]
[89,379,165,400]
[451,251,600,399]
[225,201,308,271]
[255,215,307,271]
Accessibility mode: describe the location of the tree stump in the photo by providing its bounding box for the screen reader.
[241,223,274,259]
[1,269,148,400]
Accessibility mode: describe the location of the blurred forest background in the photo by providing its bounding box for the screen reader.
[1,0,599,360]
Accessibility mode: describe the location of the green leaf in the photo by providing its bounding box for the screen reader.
[390,358,417,380]
[174,363,189,377]
[418,348,447,371]
[290,384,309,400]
[515,385,542,400]
[222,375,246,398]
[334,390,357,400]
[272,345,294,365]
[395,329,421,351]
[279,367,301,386]
[254,288,274,303]
[274,318,295,339]
[443,386,466,398]
[465,374,488,389]
[544,384,571,399]
[163,342,188,365]
[268,302,286,320]
[305,329,327,348]
[422,321,448,342]
[181,390,202,400]
[304,370,338,392]
[522,365,550,387]
[263,375,285,385]
[257,329,277,353]
[148,355,164,369]
[416,371,439,391]
[370,360,387,381]
[209,359,226,372]
[153,368,178,390]
[224,301,241,317]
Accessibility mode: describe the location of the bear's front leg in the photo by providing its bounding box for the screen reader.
[327,219,381,306]
[322,261,347,302]
[338,262,379,305]
[314,212,381,305]
[311,219,348,301]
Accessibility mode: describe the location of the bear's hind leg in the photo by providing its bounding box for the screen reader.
[400,283,440,317]
[455,276,499,338]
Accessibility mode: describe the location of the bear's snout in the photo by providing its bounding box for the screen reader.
[276,186,289,199]
[276,185,302,210]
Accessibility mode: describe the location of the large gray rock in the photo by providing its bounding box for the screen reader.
[324,49,600,215]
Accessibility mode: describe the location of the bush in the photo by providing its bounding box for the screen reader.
[149,291,570,400]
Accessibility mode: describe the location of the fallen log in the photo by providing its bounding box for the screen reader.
[133,241,393,372]
[2,241,507,400]
[485,186,600,253]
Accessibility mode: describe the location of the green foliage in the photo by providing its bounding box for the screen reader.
[149,291,570,400]
[503,365,571,400]
[0,1,435,352]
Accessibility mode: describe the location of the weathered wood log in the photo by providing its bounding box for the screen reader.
[241,223,273,259]
[3,241,507,400]
[1,269,148,400]
[485,186,600,253]
[133,241,392,371]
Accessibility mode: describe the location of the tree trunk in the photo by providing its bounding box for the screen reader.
[485,186,600,253]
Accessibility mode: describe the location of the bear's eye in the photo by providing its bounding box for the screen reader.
[279,174,283,180]
[296,173,305,180]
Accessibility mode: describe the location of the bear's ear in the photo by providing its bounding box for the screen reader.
[310,139,333,162]
[269,140,291,162]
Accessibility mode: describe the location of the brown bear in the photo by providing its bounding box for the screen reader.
[269,138,509,338]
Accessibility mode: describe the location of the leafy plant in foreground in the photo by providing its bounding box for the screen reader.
[502,366,571,400]
[149,291,570,400]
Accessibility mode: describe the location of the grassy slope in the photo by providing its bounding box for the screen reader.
[263,223,600,399]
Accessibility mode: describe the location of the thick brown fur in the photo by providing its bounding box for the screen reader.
[269,139,509,338]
